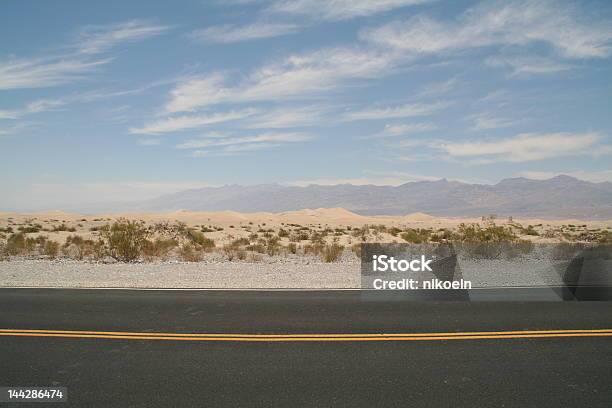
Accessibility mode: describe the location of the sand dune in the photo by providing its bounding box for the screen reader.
[2,208,611,230]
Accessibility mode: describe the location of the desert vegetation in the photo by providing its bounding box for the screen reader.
[0,212,610,263]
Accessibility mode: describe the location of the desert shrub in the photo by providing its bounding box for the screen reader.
[400,229,430,244]
[229,237,250,248]
[351,226,368,241]
[186,230,215,251]
[6,233,26,255]
[286,242,298,254]
[179,243,203,262]
[142,238,178,259]
[322,244,344,262]
[303,243,324,256]
[455,223,517,243]
[52,223,76,232]
[597,231,612,244]
[25,236,40,252]
[278,228,289,238]
[309,231,325,245]
[523,225,540,236]
[351,243,362,258]
[388,227,402,237]
[62,235,105,260]
[289,231,309,242]
[201,226,215,233]
[18,223,42,233]
[222,244,248,261]
[101,219,148,262]
[43,241,60,259]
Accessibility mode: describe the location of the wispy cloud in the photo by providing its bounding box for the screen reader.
[485,56,574,76]
[77,20,173,54]
[244,105,328,128]
[343,102,447,121]
[190,22,300,43]
[0,57,110,90]
[366,123,436,139]
[362,0,612,59]
[430,132,605,162]
[268,0,433,21]
[177,132,310,149]
[418,78,457,96]
[129,109,258,135]
[165,47,393,113]
[0,98,67,119]
[178,132,310,156]
[470,113,518,130]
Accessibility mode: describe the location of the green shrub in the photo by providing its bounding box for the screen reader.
[400,229,430,244]
[187,230,215,251]
[455,223,518,243]
[101,219,148,262]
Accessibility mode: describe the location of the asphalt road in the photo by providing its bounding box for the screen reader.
[0,288,611,407]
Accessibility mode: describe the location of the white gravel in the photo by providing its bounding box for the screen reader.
[1,256,607,289]
[0,259,361,288]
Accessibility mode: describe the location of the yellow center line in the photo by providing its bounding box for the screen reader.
[0,328,611,341]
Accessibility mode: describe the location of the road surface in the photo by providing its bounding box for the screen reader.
[0,288,611,407]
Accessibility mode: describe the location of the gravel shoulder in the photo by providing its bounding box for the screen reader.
[0,259,361,289]
[1,256,608,289]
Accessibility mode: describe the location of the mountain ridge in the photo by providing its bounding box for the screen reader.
[136,175,612,219]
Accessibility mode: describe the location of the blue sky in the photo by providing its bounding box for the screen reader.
[1,0,612,209]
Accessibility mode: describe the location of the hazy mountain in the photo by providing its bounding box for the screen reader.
[137,175,612,219]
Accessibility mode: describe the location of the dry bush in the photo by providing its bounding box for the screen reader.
[179,243,203,262]
[43,240,60,259]
[222,245,247,261]
[62,235,105,260]
[52,223,77,232]
[142,238,178,260]
[351,243,362,258]
[5,233,26,255]
[322,244,344,262]
[18,223,43,233]
[289,231,310,242]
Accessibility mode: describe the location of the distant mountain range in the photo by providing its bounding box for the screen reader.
[134,175,612,219]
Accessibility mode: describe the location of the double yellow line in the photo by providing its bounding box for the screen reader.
[1,328,612,342]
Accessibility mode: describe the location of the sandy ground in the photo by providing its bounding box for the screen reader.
[2,208,610,246]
